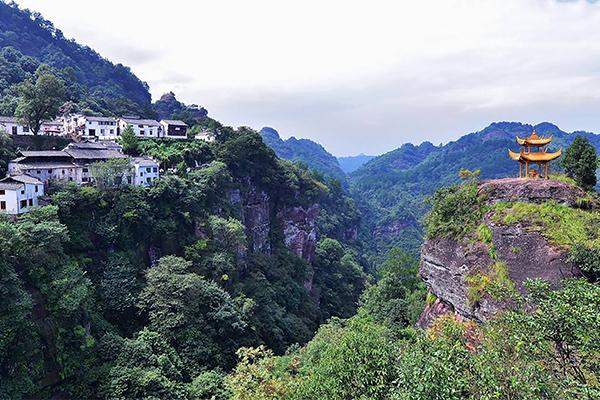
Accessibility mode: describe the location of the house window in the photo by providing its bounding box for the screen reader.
[140,172,143,176]
[20,199,27,208]
[140,130,145,136]
[35,186,38,192]
[0,201,5,210]
[62,170,65,174]
[23,126,29,133]
[36,170,41,174]
[127,177,132,184]
[153,167,157,172]
[146,167,151,172]
[21,190,24,195]
[89,129,95,136]
[110,129,114,134]
[101,129,105,134]
[146,177,151,183]
[47,169,52,173]
[69,177,73,181]
[11,126,17,135]
[28,199,33,206]
[82,177,89,182]
[0,189,4,195]
[83,168,88,173]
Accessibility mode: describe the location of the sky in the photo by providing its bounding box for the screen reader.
[14,0,600,156]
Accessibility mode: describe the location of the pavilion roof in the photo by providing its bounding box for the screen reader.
[508,149,562,162]
[516,130,553,146]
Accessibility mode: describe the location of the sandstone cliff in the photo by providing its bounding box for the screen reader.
[228,185,320,263]
[417,178,588,327]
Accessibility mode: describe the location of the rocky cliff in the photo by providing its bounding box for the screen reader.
[229,185,320,263]
[417,178,588,327]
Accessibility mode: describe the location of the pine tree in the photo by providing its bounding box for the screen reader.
[562,135,597,190]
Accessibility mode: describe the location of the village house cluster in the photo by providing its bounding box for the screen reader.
[0,114,216,142]
[1,141,161,215]
[0,113,221,215]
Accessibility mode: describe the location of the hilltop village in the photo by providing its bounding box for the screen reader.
[0,114,216,214]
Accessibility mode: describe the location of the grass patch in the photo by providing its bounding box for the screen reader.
[476,223,497,259]
[548,174,577,186]
[492,201,600,248]
[466,261,516,307]
[424,182,487,240]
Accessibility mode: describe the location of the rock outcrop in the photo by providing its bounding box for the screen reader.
[418,179,584,327]
[478,178,588,207]
[277,205,320,263]
[230,185,320,262]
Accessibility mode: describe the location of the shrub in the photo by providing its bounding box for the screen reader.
[568,244,600,283]
[424,183,486,239]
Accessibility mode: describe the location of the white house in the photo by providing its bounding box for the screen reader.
[8,142,159,187]
[75,116,119,139]
[40,119,65,136]
[118,117,161,138]
[159,120,188,139]
[0,116,31,135]
[0,174,44,215]
[131,157,160,186]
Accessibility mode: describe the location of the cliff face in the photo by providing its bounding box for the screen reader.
[418,179,585,327]
[229,186,320,263]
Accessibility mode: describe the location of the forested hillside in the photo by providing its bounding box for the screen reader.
[349,121,600,265]
[260,127,346,183]
[0,128,367,398]
[0,1,154,117]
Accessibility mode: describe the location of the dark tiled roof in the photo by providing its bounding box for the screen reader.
[120,118,160,126]
[161,119,188,127]
[7,174,43,184]
[20,150,70,158]
[131,157,159,167]
[84,116,117,122]
[64,148,127,160]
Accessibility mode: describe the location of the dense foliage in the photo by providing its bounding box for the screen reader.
[563,135,598,190]
[227,277,600,399]
[0,130,366,398]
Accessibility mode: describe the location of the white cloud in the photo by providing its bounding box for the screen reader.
[14,0,600,155]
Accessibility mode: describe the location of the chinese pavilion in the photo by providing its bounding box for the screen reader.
[508,130,561,179]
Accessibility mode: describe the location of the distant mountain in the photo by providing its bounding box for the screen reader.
[260,127,346,182]
[0,1,154,117]
[337,154,376,173]
[350,121,600,265]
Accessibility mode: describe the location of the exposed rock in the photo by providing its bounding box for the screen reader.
[416,297,467,329]
[478,178,588,207]
[232,183,321,261]
[420,238,498,322]
[240,188,272,254]
[277,204,320,263]
[419,178,583,326]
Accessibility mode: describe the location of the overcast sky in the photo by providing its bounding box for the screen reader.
[14,0,600,156]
